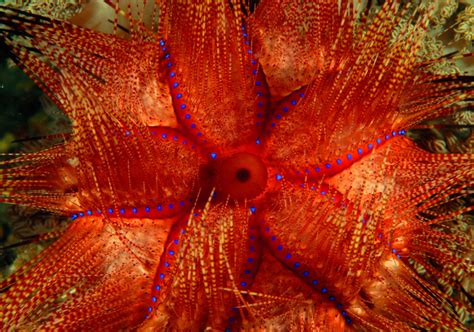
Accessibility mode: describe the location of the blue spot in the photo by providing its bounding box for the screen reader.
[148,306,152,312]
[325,163,331,169]
[185,114,190,119]
[258,102,263,107]
[161,133,167,139]
[159,40,164,46]
[190,123,196,129]
[347,154,352,160]
[321,288,328,293]
[133,208,137,214]
[176,93,182,99]
[169,250,174,255]
[256,138,261,145]
[392,248,397,253]
[155,285,161,291]
[152,296,157,302]
[162,47,167,51]
[271,236,276,241]
[303,271,309,277]
[173,82,179,88]
[357,148,363,154]
[170,72,175,77]
[173,239,179,245]
[291,100,297,105]
[315,167,321,172]
[252,69,257,75]
[120,208,125,214]
[276,174,283,181]
[159,273,165,279]
[164,262,170,267]
[180,201,185,206]
[167,62,172,67]
[79,212,84,217]
[255,81,261,86]
[277,245,283,251]
[210,152,217,159]
[312,280,318,285]
[377,138,381,144]
[245,41,250,45]
[341,311,347,317]
[164,53,170,59]
[87,210,92,215]
[180,104,186,109]
[385,135,390,140]
[321,191,326,195]
[247,50,252,54]
[243,33,248,37]
[285,253,291,259]
[250,206,256,214]
[329,296,335,301]
[244,269,251,274]
[145,206,150,213]
[251,59,256,65]
[294,262,300,268]
[157,205,162,211]
[392,131,396,136]
[282,107,289,112]
[336,159,342,165]
[241,281,247,287]
[71,214,78,220]
[368,143,373,149]
[257,91,262,96]
[247,258,254,263]
[249,246,255,251]
[169,203,173,209]
[108,208,113,214]
[276,114,281,120]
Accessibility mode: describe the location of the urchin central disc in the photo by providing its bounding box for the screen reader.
[215,152,267,200]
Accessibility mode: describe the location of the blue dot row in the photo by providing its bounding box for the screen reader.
[226,222,260,330]
[147,226,183,317]
[263,225,352,324]
[293,129,406,176]
[150,129,197,150]
[269,91,305,129]
[70,200,190,220]
[158,39,207,145]
[240,25,268,146]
